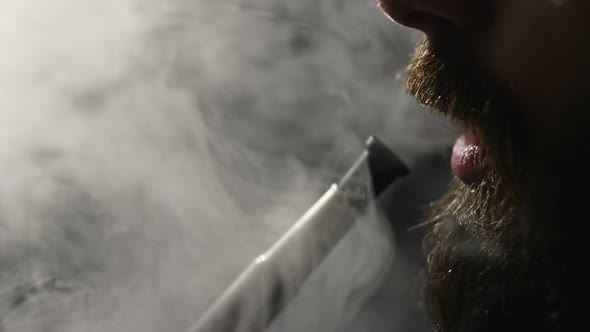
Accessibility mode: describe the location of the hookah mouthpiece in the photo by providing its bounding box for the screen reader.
[190,136,409,332]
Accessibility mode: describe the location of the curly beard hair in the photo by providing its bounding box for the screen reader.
[406,36,590,332]
[423,179,590,332]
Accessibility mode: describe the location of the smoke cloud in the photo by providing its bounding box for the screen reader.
[0,0,455,331]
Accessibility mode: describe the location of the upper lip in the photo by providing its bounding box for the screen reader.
[378,0,445,36]
[378,0,487,35]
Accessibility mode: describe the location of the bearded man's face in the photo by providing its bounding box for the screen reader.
[379,1,590,331]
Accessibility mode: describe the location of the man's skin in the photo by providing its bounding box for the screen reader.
[379,1,590,331]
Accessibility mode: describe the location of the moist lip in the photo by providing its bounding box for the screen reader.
[451,128,489,185]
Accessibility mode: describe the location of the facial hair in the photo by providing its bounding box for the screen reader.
[407,36,590,332]
[405,35,527,187]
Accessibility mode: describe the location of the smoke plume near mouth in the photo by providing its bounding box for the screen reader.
[0,0,455,331]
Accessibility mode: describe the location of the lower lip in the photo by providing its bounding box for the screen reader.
[451,129,489,185]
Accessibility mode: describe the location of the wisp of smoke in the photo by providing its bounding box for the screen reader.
[0,0,455,331]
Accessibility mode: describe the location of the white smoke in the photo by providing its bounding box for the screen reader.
[0,0,455,331]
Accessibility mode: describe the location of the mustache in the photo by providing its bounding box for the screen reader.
[404,36,526,188]
[405,36,498,127]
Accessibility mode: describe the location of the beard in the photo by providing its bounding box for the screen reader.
[407,36,590,332]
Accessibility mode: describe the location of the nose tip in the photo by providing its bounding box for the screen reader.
[378,0,489,35]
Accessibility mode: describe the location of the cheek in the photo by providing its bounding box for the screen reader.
[485,1,590,130]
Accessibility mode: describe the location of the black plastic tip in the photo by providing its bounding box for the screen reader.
[365,136,410,196]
